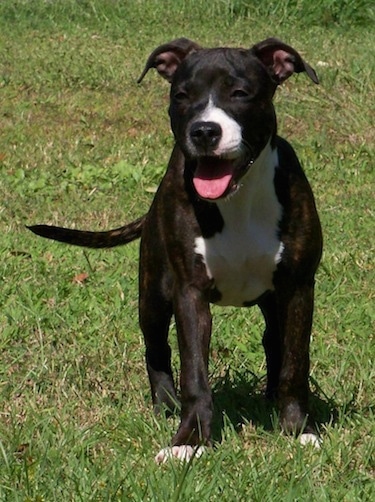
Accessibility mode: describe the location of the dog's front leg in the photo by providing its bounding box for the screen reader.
[275,278,320,446]
[155,285,213,464]
[173,286,213,446]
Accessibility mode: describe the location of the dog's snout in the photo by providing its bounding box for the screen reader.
[190,121,222,149]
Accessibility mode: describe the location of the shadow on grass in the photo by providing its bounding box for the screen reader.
[211,371,339,442]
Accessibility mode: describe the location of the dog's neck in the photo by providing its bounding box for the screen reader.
[216,140,281,229]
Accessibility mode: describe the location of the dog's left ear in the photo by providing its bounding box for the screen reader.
[137,38,201,84]
[251,38,319,84]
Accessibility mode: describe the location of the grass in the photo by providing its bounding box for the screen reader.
[0,0,374,500]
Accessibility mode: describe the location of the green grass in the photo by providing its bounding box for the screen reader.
[0,0,374,500]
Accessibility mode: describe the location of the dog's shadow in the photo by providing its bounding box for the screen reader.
[211,371,338,441]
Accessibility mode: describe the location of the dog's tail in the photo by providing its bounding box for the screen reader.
[27,215,145,249]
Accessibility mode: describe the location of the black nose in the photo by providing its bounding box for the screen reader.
[190,121,222,149]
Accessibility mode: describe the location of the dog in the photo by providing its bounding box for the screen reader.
[29,37,323,463]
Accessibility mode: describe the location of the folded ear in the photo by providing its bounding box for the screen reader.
[251,38,319,84]
[137,38,202,83]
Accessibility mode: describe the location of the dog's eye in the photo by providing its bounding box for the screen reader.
[174,91,189,102]
[231,89,249,99]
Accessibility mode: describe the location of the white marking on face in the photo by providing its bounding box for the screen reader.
[155,445,206,464]
[189,96,243,157]
[194,142,283,307]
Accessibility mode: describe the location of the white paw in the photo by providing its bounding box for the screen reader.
[299,433,322,449]
[155,445,206,464]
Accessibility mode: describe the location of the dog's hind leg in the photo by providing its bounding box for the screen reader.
[258,292,282,401]
[139,291,178,414]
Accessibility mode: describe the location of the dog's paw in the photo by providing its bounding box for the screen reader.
[299,433,322,449]
[155,445,206,464]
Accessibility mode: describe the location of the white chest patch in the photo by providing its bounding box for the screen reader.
[194,143,284,307]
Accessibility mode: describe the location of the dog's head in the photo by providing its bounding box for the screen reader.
[138,38,318,201]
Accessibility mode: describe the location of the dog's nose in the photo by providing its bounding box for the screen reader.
[190,121,222,149]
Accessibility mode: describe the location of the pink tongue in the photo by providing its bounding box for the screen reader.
[193,158,234,200]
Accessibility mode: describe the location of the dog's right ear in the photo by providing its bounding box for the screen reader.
[137,38,201,84]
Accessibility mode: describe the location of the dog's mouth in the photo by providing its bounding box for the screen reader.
[193,155,251,200]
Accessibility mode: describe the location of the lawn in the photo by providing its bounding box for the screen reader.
[0,1,374,500]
